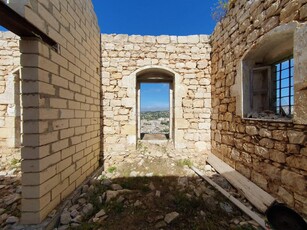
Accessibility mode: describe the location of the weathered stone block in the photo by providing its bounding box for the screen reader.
[121,98,134,108]
[300,3,307,19]
[270,150,286,163]
[282,169,307,196]
[128,35,143,43]
[251,171,268,190]
[121,125,135,135]
[236,162,251,178]
[278,187,294,206]
[246,125,258,135]
[195,141,210,151]
[286,156,307,170]
[287,144,300,154]
[177,119,190,129]
[231,149,240,161]
[157,35,170,44]
[199,123,210,130]
[287,131,306,144]
[272,130,287,141]
[259,138,274,149]
[193,100,204,108]
[255,146,270,159]
[243,143,255,154]
[221,135,234,145]
[187,35,199,43]
[177,36,188,43]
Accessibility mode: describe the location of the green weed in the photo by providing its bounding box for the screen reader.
[107,166,117,174]
[176,159,193,167]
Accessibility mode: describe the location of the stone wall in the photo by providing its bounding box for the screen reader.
[211,0,307,215]
[4,0,101,224]
[101,34,211,162]
[0,31,21,170]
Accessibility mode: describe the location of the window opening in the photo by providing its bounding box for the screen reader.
[140,83,170,140]
[245,57,294,120]
[273,57,294,117]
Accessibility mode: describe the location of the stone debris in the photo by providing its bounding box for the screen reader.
[105,189,132,202]
[133,200,142,207]
[52,145,261,229]
[148,182,156,190]
[60,210,71,225]
[164,212,180,224]
[155,190,161,197]
[155,220,167,228]
[204,164,212,172]
[95,209,106,218]
[129,171,139,177]
[220,202,234,214]
[0,167,21,229]
[0,140,264,230]
[81,203,93,216]
[5,216,18,224]
[110,184,123,191]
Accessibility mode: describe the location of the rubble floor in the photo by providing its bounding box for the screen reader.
[57,143,264,230]
[0,143,265,229]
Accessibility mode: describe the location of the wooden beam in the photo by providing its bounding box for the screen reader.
[207,153,275,213]
[191,166,267,229]
[0,1,57,48]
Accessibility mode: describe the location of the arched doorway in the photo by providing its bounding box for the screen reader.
[136,71,174,143]
[129,66,182,147]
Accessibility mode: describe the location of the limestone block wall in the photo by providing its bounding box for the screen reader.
[211,0,307,215]
[5,0,101,224]
[101,34,212,161]
[0,32,21,169]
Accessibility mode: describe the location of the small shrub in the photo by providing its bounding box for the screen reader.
[211,0,237,22]
[212,0,228,22]
[176,159,193,168]
[10,158,21,169]
[107,166,117,174]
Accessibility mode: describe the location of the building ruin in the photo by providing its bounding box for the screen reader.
[0,0,306,225]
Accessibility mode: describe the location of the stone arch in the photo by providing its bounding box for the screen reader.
[131,65,179,78]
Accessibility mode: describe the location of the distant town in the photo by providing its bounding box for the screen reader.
[141,111,170,134]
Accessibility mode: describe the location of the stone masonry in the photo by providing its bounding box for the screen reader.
[0,0,307,225]
[0,32,21,170]
[1,0,101,224]
[211,0,307,215]
[101,34,212,163]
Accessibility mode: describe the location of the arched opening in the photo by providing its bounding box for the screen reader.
[136,70,174,143]
[127,66,180,147]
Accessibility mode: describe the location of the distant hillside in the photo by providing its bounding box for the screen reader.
[141,111,169,120]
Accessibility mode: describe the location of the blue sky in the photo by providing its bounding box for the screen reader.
[0,1,218,34]
[93,0,217,35]
[141,83,170,112]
